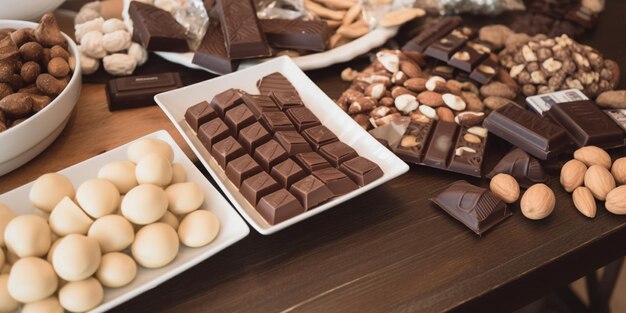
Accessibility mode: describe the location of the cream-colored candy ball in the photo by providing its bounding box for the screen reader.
[8,257,58,303]
[132,223,179,268]
[178,210,220,248]
[127,138,174,163]
[96,252,137,288]
[171,163,186,184]
[59,278,104,313]
[98,160,138,194]
[22,296,64,313]
[165,182,204,215]
[49,197,93,236]
[4,214,51,257]
[52,234,101,281]
[76,179,121,218]
[0,274,19,313]
[158,210,180,230]
[121,184,168,225]
[47,238,62,264]
[29,173,75,212]
[88,215,134,253]
[136,153,173,187]
[0,204,15,247]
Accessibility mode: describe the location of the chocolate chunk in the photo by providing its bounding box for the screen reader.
[225,154,263,188]
[211,88,243,117]
[270,90,304,111]
[240,171,280,206]
[394,121,434,164]
[253,139,288,171]
[274,131,313,156]
[260,111,295,132]
[402,16,463,53]
[260,18,331,52]
[486,148,548,188]
[270,158,307,188]
[216,0,271,59]
[242,94,279,118]
[106,72,183,111]
[224,104,256,135]
[302,125,338,150]
[423,121,459,168]
[192,20,239,74]
[469,55,498,85]
[338,156,383,186]
[238,122,271,152]
[256,189,305,225]
[289,175,333,210]
[448,127,488,177]
[448,44,488,72]
[257,72,296,95]
[318,141,358,167]
[312,167,358,196]
[198,118,230,150]
[285,107,321,132]
[294,152,331,174]
[424,29,468,62]
[128,1,188,52]
[431,180,511,235]
[211,136,246,168]
[185,100,217,131]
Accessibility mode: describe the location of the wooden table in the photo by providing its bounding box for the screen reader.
[3,1,626,312]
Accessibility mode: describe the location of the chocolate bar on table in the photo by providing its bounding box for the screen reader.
[260,19,331,52]
[402,16,463,53]
[128,1,188,52]
[215,0,271,59]
[106,72,183,111]
[424,29,469,63]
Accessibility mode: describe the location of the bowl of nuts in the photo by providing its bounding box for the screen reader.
[0,14,82,176]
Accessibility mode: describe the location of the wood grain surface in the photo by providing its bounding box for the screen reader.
[2,1,626,312]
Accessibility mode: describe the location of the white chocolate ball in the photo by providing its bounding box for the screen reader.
[59,278,103,313]
[127,138,174,163]
[121,184,168,225]
[132,223,179,268]
[4,214,51,257]
[8,257,58,303]
[0,204,15,247]
[136,153,173,187]
[29,173,75,212]
[158,210,179,230]
[76,179,121,218]
[178,210,220,248]
[49,196,93,236]
[171,162,186,184]
[98,160,138,194]
[52,234,101,282]
[96,252,137,288]
[47,238,62,264]
[88,215,134,253]
[22,296,64,313]
[0,274,19,313]
[165,182,204,215]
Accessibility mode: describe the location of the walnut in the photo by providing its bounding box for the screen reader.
[598,80,611,93]
[573,52,591,70]
[517,71,531,84]
[566,77,584,90]
[552,48,571,61]
[526,62,539,72]
[587,52,604,72]
[536,47,553,61]
[522,45,538,62]
[600,68,613,81]
[562,60,577,74]
[585,83,600,98]
[537,85,554,94]
[513,51,526,64]
[522,84,537,96]
[548,74,565,88]
[530,71,547,84]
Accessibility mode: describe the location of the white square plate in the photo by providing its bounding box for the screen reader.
[155,56,409,235]
[0,130,250,313]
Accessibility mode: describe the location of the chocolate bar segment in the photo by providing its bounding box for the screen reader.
[192,21,239,74]
[448,127,488,177]
[469,55,499,85]
[289,175,333,210]
[271,91,304,111]
[339,156,384,186]
[260,111,296,132]
[216,0,271,59]
[225,154,263,188]
[256,189,305,225]
[242,94,279,118]
[260,19,330,52]
[257,72,296,95]
[240,171,280,206]
[238,122,271,152]
[211,88,243,117]
[312,167,358,196]
[128,1,188,52]
[224,104,256,136]
[319,141,358,167]
[424,29,468,62]
[402,16,463,53]
[106,72,183,111]
[211,136,246,168]
[393,121,434,164]
[270,158,307,188]
[448,44,488,72]
[253,139,288,171]
[302,125,338,150]
[185,100,216,132]
[286,107,321,131]
[274,131,313,156]
[423,121,459,168]
[294,152,331,173]
[486,148,548,188]
[198,118,230,150]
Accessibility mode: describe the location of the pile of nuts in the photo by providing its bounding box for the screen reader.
[560,146,626,217]
[0,14,74,133]
[489,173,557,220]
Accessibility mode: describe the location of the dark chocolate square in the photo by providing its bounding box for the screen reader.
[242,94,279,118]
[225,154,263,188]
[318,141,358,167]
[338,156,384,186]
[294,152,331,174]
[240,171,280,206]
[424,29,468,62]
[185,100,217,131]
[260,111,295,133]
[285,107,321,132]
[211,136,246,168]
[274,131,313,156]
[198,118,230,150]
[211,88,243,117]
[448,45,488,72]
[270,90,304,110]
[289,175,333,210]
[253,139,288,171]
[238,122,272,152]
[270,158,307,188]
[256,189,305,225]
[301,125,338,150]
[224,104,256,135]
[312,167,358,196]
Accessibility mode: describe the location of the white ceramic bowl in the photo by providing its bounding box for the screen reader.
[0,20,81,176]
[0,1,66,21]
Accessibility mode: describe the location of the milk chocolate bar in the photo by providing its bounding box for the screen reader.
[192,21,239,74]
[260,19,330,52]
[128,1,188,52]
[216,0,271,59]
[106,72,183,111]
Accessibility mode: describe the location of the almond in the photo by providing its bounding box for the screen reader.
[520,183,555,220]
[436,107,454,122]
[611,157,626,185]
[391,86,412,98]
[400,61,422,78]
[417,91,443,107]
[479,81,517,99]
[584,165,615,200]
[572,186,596,218]
[455,111,485,127]
[490,173,520,204]
[573,146,611,169]
[560,159,587,192]
[442,93,466,111]
[364,83,385,100]
[403,77,427,92]
[606,185,626,215]
[463,133,481,144]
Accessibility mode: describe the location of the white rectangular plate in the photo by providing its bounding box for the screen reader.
[155,56,409,235]
[0,130,250,313]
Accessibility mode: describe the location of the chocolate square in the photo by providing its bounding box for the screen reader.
[448,45,488,72]
[339,156,384,186]
[211,88,243,117]
[242,94,279,118]
[270,90,304,110]
[240,171,280,206]
[211,136,246,168]
[294,152,331,174]
[225,154,263,188]
[185,100,217,131]
[253,139,288,171]
[289,175,333,210]
[198,118,231,150]
[256,189,305,225]
[285,106,321,131]
[270,158,306,188]
[312,167,358,196]
[302,125,338,150]
[318,141,358,167]
[238,122,271,152]
[424,29,468,62]
[224,104,256,135]
[274,131,313,156]
[260,111,295,133]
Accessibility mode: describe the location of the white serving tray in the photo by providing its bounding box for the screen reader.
[0,130,250,312]
[155,56,409,235]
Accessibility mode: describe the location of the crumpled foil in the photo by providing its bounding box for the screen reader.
[257,0,306,20]
[154,0,209,51]
[414,0,525,15]
[355,0,417,28]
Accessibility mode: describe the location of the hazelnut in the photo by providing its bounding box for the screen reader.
[522,84,537,96]
[49,45,70,60]
[19,42,43,62]
[526,62,539,72]
[20,61,40,84]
